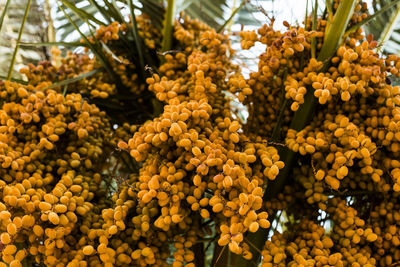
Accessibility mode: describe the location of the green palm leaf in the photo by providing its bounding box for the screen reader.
[183,0,228,29]
[7,0,32,80]
[364,0,400,53]
[55,0,272,42]
[55,0,163,41]
[235,1,270,27]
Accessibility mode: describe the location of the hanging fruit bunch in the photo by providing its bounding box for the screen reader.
[0,80,116,266]
[0,0,400,266]
[235,0,400,266]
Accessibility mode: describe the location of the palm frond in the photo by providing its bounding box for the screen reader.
[183,0,228,29]
[55,0,273,42]
[364,0,400,54]
[20,41,87,47]
[43,68,102,90]
[58,3,116,78]
[139,0,164,30]
[56,0,106,41]
[218,0,247,33]
[0,0,50,78]
[7,0,32,79]
[235,1,272,27]
[0,0,11,32]
[55,0,164,41]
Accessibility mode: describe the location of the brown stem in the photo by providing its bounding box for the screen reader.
[211,245,229,267]
[193,242,205,267]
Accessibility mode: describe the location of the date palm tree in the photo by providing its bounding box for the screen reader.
[1,0,400,266]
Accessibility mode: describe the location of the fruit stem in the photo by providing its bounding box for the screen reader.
[161,0,176,53]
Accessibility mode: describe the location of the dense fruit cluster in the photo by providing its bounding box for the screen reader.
[117,17,284,264]
[235,1,400,265]
[261,189,400,267]
[238,20,324,138]
[21,13,163,107]
[0,80,115,266]
[238,0,370,139]
[21,52,116,99]
[1,0,400,266]
[284,39,400,192]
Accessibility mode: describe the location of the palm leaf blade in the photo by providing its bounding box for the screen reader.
[0,0,12,32]
[43,68,102,90]
[7,0,32,80]
[364,0,400,53]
